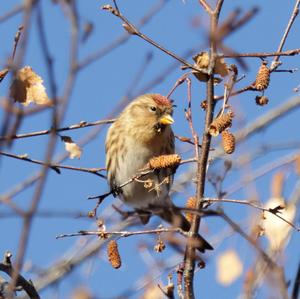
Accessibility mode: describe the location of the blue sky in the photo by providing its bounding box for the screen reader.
[0,1,299,298]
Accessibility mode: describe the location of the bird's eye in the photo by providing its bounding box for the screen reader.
[149,106,157,112]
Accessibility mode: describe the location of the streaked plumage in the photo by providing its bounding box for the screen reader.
[105,94,213,252]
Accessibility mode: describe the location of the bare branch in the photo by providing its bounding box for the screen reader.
[220,48,300,58]
[0,118,115,141]
[198,0,213,15]
[0,252,40,299]
[203,197,300,231]
[101,4,209,74]
[271,0,300,70]
[78,0,167,70]
[0,151,106,178]
[56,226,188,239]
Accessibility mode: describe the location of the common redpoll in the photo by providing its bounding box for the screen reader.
[105,94,212,252]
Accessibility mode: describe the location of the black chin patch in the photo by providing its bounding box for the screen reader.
[154,123,166,133]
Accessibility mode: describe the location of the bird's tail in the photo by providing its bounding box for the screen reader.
[157,206,213,253]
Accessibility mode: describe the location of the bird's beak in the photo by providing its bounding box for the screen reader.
[159,114,174,125]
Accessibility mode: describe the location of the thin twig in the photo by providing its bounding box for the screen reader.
[78,0,167,70]
[198,0,213,14]
[9,1,79,295]
[202,197,300,231]
[0,151,106,178]
[220,64,238,115]
[20,219,134,295]
[0,252,40,299]
[166,74,189,98]
[226,151,300,196]
[102,4,209,74]
[219,212,275,267]
[213,84,253,101]
[0,4,24,23]
[220,48,300,58]
[0,118,115,141]
[56,226,188,239]
[175,134,202,148]
[0,25,24,83]
[217,7,259,42]
[88,157,197,200]
[271,0,300,70]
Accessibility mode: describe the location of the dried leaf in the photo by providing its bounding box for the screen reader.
[193,51,229,79]
[263,197,296,251]
[192,52,210,82]
[215,57,230,77]
[193,52,210,69]
[10,66,51,106]
[216,249,243,286]
[61,136,82,159]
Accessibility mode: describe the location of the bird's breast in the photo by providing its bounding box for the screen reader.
[114,135,170,208]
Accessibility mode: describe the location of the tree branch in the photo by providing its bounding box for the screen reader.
[0,252,40,299]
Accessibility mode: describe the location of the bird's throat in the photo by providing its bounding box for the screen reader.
[154,123,166,134]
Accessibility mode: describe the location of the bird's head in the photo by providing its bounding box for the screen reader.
[123,94,174,138]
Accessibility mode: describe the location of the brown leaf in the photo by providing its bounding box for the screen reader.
[215,57,230,77]
[10,66,51,106]
[192,51,229,79]
[216,249,243,286]
[61,136,82,159]
[193,52,210,69]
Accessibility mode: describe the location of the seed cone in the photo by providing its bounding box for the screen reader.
[222,130,235,154]
[255,95,269,106]
[254,62,270,90]
[148,154,181,170]
[209,111,234,137]
[107,240,121,269]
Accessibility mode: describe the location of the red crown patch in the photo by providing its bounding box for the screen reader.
[152,94,172,106]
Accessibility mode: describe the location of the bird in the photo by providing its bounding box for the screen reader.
[105,93,213,252]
